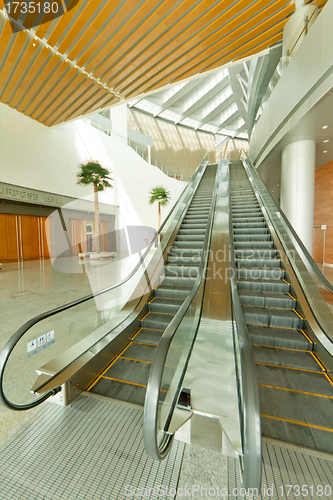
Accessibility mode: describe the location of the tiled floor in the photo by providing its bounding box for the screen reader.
[0,394,185,500]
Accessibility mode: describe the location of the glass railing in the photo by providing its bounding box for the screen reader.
[241,153,333,350]
[227,161,262,489]
[0,160,208,411]
[143,163,219,460]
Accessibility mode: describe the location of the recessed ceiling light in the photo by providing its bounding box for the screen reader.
[32,42,36,47]
[323,139,329,143]
[323,150,328,153]
[323,125,328,129]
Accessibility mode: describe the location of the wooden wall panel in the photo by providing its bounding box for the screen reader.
[0,214,8,260]
[70,219,86,255]
[41,217,51,257]
[5,214,19,259]
[314,160,333,265]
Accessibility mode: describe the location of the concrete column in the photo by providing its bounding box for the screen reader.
[280,140,316,255]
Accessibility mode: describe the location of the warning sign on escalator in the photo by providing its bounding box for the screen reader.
[27,330,55,358]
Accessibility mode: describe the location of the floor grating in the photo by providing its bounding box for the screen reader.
[228,441,333,500]
[0,394,185,500]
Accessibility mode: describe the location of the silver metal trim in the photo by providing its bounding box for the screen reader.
[227,161,262,490]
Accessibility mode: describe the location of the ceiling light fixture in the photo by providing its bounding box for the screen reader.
[323,139,329,143]
[323,125,328,129]
[323,150,328,153]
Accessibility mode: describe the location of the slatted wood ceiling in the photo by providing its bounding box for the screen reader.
[0,0,327,126]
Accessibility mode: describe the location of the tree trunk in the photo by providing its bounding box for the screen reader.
[94,184,100,254]
[158,202,161,229]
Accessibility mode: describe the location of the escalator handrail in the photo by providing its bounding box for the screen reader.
[0,161,208,411]
[241,150,333,294]
[227,160,262,489]
[143,162,220,461]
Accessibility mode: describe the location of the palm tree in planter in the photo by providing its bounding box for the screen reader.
[77,161,112,254]
[149,186,171,229]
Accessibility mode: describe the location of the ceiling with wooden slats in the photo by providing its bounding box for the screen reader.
[0,0,326,127]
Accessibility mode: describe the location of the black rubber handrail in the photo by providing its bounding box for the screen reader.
[227,159,262,490]
[0,159,208,411]
[242,151,333,293]
[143,162,220,460]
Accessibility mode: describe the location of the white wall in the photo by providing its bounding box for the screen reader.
[0,103,185,231]
[249,0,333,166]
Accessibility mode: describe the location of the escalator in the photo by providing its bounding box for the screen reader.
[2,155,333,491]
[230,160,333,454]
[88,165,217,406]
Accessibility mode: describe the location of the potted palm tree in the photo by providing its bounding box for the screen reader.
[149,186,170,229]
[77,160,112,255]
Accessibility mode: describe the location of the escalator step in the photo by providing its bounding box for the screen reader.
[261,416,333,454]
[236,258,280,268]
[253,345,322,370]
[244,305,303,328]
[122,342,157,362]
[239,290,296,309]
[167,256,201,265]
[165,265,200,278]
[256,364,333,395]
[248,324,311,350]
[234,234,271,241]
[104,357,151,386]
[235,249,277,258]
[134,328,164,345]
[162,275,197,286]
[148,297,184,314]
[141,311,174,330]
[155,285,192,299]
[234,241,274,249]
[237,267,284,279]
[259,386,333,433]
[237,278,290,293]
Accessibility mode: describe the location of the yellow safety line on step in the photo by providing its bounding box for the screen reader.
[86,341,134,391]
[324,373,333,387]
[101,376,147,388]
[260,414,333,432]
[294,310,304,320]
[252,344,310,352]
[130,340,158,347]
[256,362,323,373]
[310,352,327,372]
[258,383,333,398]
[120,356,152,364]
[300,329,313,344]
[248,323,306,331]
[137,327,164,332]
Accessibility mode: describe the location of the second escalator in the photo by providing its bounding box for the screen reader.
[230,161,333,455]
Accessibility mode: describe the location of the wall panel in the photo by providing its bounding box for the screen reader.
[314,160,333,265]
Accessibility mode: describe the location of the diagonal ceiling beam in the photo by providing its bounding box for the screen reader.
[176,75,230,122]
[194,94,235,128]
